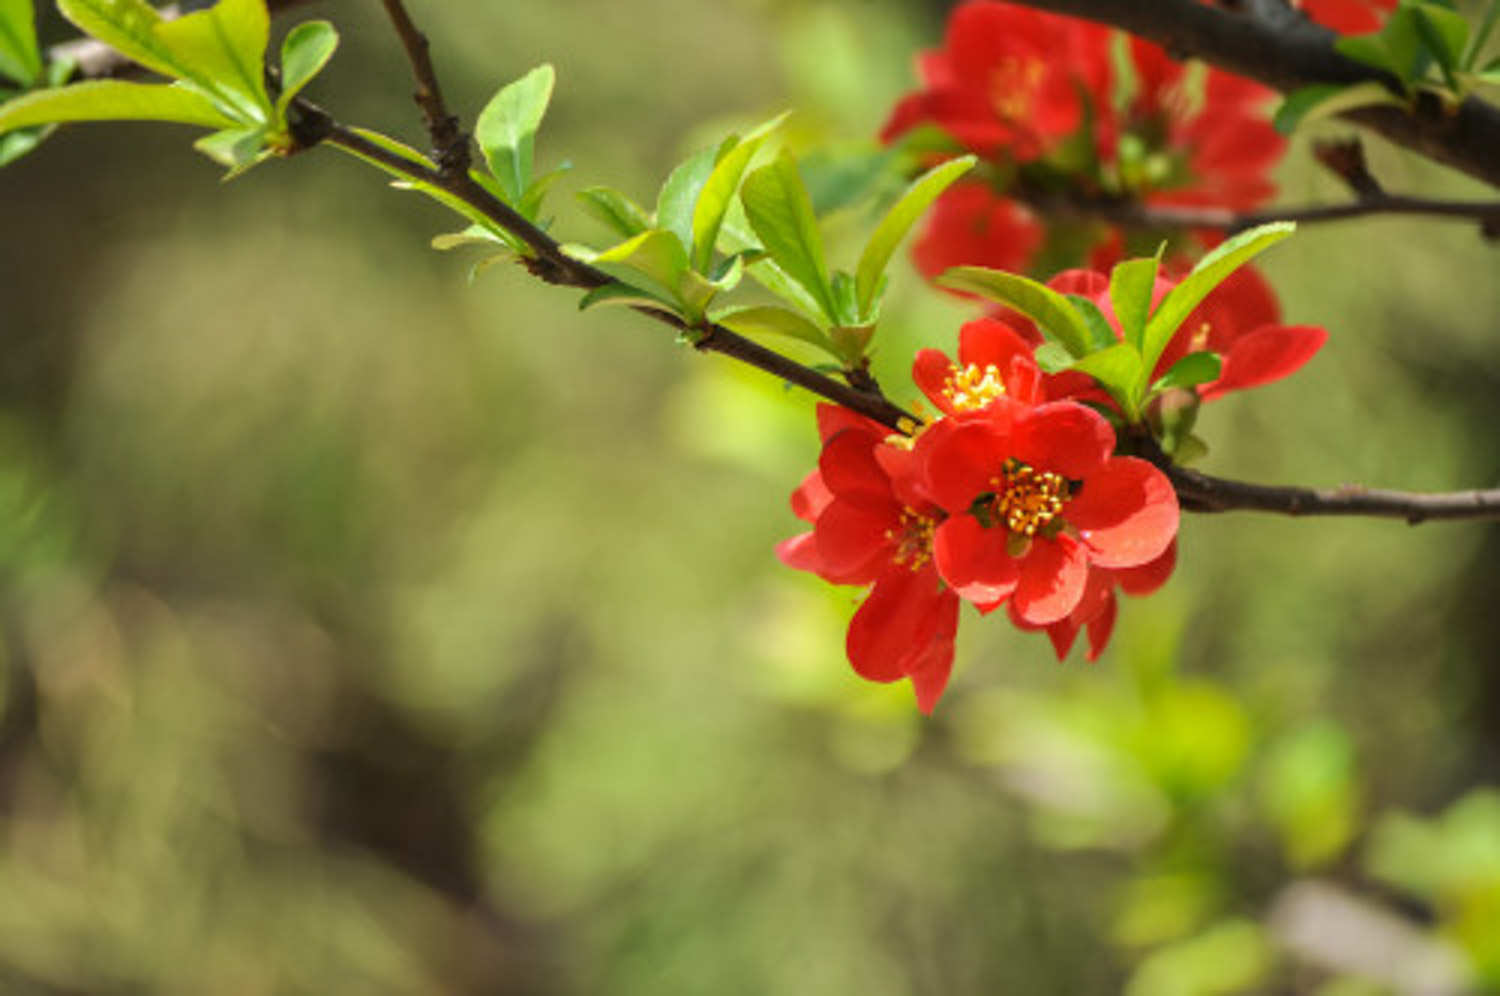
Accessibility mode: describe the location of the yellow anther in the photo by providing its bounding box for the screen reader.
[943,362,1007,413]
[991,459,1070,537]
[884,507,938,571]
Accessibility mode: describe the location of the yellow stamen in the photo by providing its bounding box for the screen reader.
[1189,320,1212,354]
[990,57,1045,121]
[991,459,1070,537]
[884,507,938,571]
[943,362,1007,413]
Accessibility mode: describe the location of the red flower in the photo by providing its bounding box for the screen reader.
[911,184,1044,281]
[1016,539,1177,662]
[1007,265,1327,405]
[912,316,1044,418]
[915,402,1179,625]
[1151,265,1328,402]
[1128,39,1285,213]
[777,406,961,713]
[881,1,1113,163]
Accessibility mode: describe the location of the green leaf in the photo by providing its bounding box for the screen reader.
[1411,3,1468,81]
[57,0,269,121]
[1464,0,1500,70]
[655,142,718,260]
[579,281,678,313]
[1273,81,1405,134]
[1068,342,1142,411]
[0,0,41,86]
[1141,222,1294,380]
[853,155,974,321]
[936,266,1092,357]
[193,124,271,176]
[1110,256,1159,350]
[1033,342,1073,374]
[0,79,238,132]
[1150,351,1223,394]
[474,63,554,207]
[275,19,337,118]
[690,111,788,272]
[577,186,652,239]
[520,162,569,220]
[0,123,46,165]
[1066,293,1118,352]
[583,228,689,305]
[711,304,836,353]
[741,151,838,321]
[431,224,509,251]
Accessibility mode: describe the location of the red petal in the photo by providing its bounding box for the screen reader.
[933,514,1020,600]
[846,567,954,684]
[912,348,960,416]
[1083,593,1118,662]
[776,531,822,574]
[1045,618,1080,660]
[815,500,895,579]
[820,429,890,502]
[1068,457,1179,569]
[1011,402,1115,479]
[908,635,958,714]
[1200,324,1328,401]
[959,317,1033,374]
[1116,538,1177,596]
[816,404,882,443]
[1012,533,1089,625]
[790,469,834,523]
[917,418,1008,513]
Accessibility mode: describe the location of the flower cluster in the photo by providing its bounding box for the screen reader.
[882,1,1287,278]
[779,319,1181,713]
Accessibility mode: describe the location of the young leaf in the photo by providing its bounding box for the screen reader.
[1273,81,1405,134]
[577,186,652,239]
[579,281,678,313]
[690,111,788,273]
[1411,3,1468,83]
[655,143,717,259]
[1068,342,1143,412]
[741,151,837,320]
[1033,342,1073,374]
[582,228,689,305]
[1150,352,1223,395]
[474,63,555,208]
[58,0,269,121]
[1110,255,1159,350]
[275,19,338,118]
[431,225,510,251]
[1464,0,1500,70]
[853,155,975,320]
[1067,294,1120,352]
[520,162,570,221]
[0,79,238,132]
[712,304,837,354]
[0,0,41,87]
[1141,222,1294,379]
[193,125,271,177]
[937,267,1092,357]
[156,0,271,118]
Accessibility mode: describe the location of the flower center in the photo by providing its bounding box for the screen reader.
[990,459,1071,536]
[886,507,938,571]
[1188,320,1212,353]
[990,57,1045,121]
[944,362,1006,413]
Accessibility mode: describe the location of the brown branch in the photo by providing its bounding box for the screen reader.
[289,104,917,433]
[1009,0,1500,192]
[375,0,468,175]
[1014,188,1500,236]
[1166,464,1500,524]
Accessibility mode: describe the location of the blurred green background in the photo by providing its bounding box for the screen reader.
[1,0,1498,992]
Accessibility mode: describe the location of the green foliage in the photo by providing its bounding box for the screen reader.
[0,0,341,173]
[1150,352,1222,394]
[938,266,1093,357]
[741,150,838,321]
[1109,255,1160,352]
[576,186,653,239]
[853,155,974,319]
[475,63,557,216]
[1273,81,1406,135]
[0,0,41,87]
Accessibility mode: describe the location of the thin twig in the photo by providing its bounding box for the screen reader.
[1014,188,1500,235]
[1166,465,1500,524]
[375,0,468,175]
